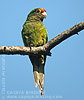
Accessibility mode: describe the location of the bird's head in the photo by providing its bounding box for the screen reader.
[27,8,47,21]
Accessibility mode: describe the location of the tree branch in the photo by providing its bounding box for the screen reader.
[0,21,84,56]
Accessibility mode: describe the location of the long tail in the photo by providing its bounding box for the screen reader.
[29,55,45,97]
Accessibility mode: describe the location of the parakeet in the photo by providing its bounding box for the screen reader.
[22,8,48,97]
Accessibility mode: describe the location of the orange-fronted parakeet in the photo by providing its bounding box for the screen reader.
[22,8,48,97]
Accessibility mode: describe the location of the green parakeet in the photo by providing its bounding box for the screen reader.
[22,8,48,97]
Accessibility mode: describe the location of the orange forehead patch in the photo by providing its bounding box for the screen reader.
[40,8,46,12]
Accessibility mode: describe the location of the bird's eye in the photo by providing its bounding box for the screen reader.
[36,9,41,13]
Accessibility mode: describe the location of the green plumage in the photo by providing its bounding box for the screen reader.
[22,21,48,46]
[22,8,48,97]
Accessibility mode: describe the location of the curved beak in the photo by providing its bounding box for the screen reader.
[42,12,47,18]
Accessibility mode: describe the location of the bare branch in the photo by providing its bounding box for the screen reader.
[44,21,84,51]
[0,21,84,56]
[0,46,51,56]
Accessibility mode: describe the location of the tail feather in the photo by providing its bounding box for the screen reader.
[33,71,39,87]
[33,71,44,97]
[29,55,45,97]
[38,73,44,97]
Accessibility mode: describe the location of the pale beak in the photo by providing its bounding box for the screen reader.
[42,12,47,18]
